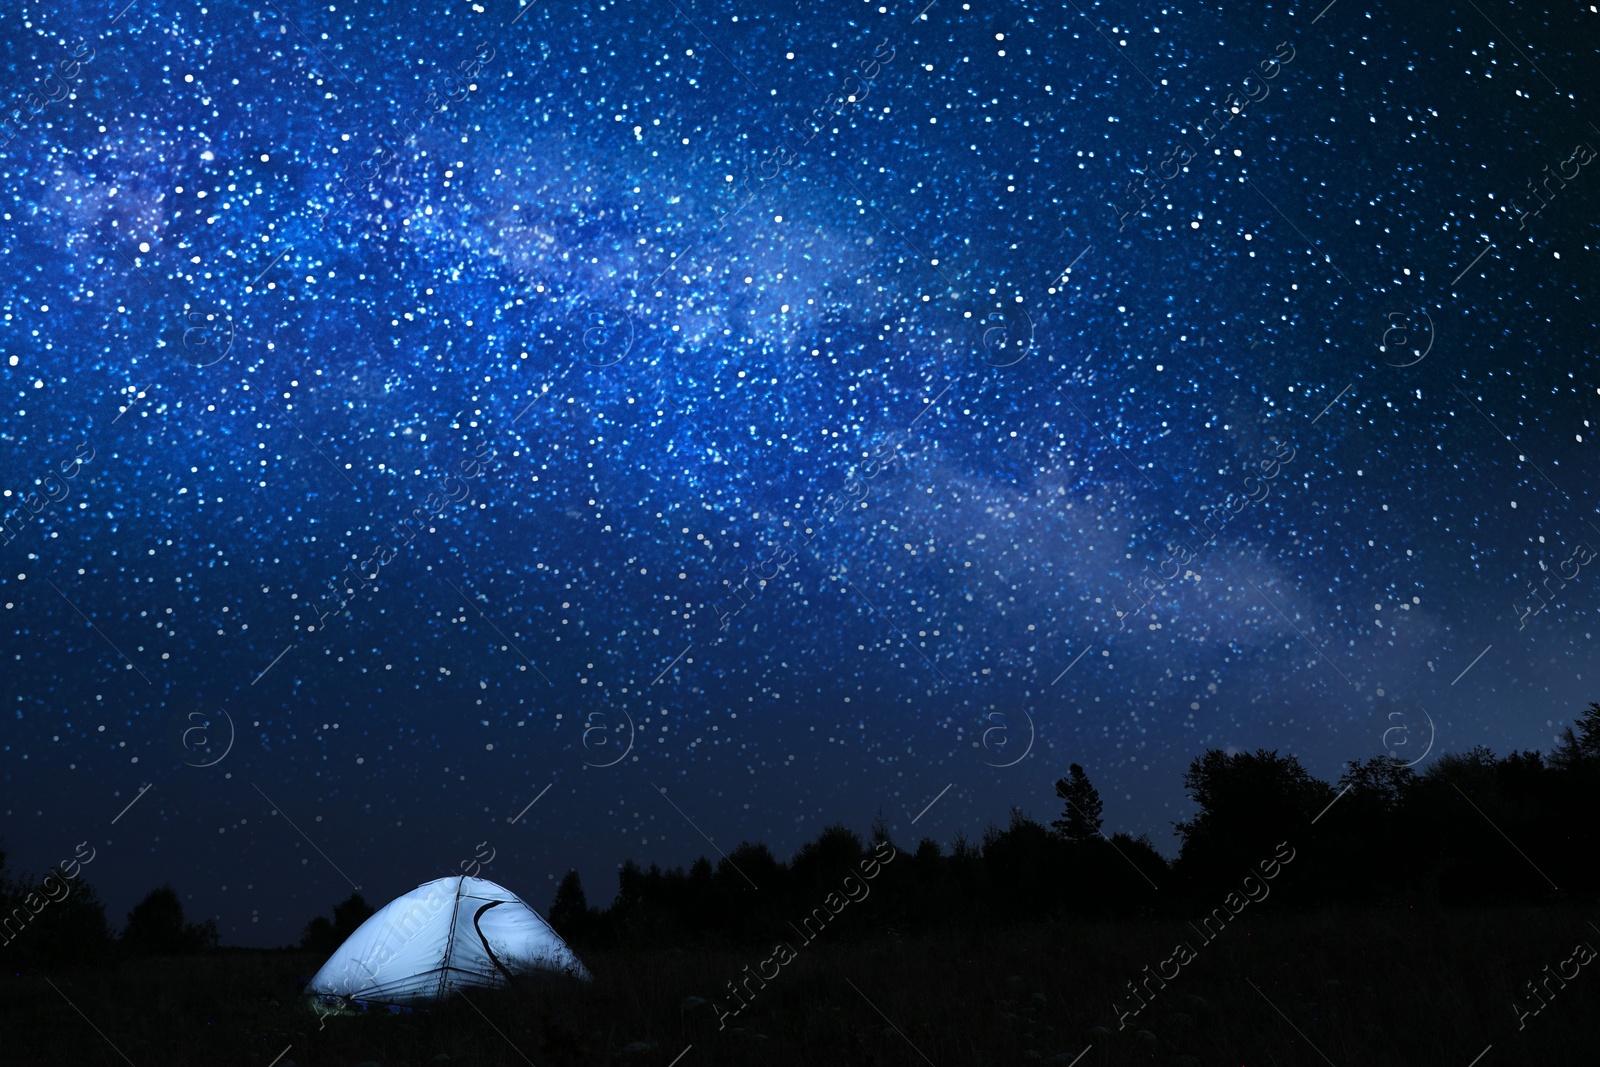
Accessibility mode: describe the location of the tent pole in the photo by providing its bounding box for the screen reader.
[473,900,520,988]
[438,875,465,1001]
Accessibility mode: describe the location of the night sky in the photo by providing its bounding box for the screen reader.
[2,0,1597,948]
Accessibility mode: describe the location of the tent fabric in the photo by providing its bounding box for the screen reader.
[305,875,592,1006]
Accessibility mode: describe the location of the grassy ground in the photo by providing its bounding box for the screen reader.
[3,906,1595,1066]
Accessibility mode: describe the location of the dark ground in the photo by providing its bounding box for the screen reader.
[3,905,1594,1066]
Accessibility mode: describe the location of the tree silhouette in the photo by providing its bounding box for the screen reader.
[1051,763,1105,844]
[301,892,374,954]
[333,892,374,936]
[1338,754,1416,811]
[122,885,216,956]
[1315,756,1423,904]
[300,915,336,954]
[1174,748,1335,897]
[983,808,1068,921]
[870,809,892,847]
[614,860,644,913]
[717,842,784,895]
[1551,701,1600,771]
[0,856,112,967]
[548,870,590,940]
[789,823,866,894]
[218,698,1600,956]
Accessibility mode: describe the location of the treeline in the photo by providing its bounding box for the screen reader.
[0,868,216,968]
[539,702,1600,950]
[8,703,1600,966]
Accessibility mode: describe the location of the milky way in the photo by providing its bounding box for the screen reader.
[2,0,1597,943]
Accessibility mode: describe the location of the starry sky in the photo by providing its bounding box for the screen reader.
[2,0,1597,947]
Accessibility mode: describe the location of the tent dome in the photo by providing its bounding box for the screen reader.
[305,875,592,1007]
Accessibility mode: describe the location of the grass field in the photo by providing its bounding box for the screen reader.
[4,905,1595,1066]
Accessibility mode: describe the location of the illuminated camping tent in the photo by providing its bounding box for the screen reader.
[305,875,592,1007]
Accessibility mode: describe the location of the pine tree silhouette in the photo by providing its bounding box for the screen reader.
[1552,701,1600,771]
[549,869,590,939]
[1051,763,1104,844]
